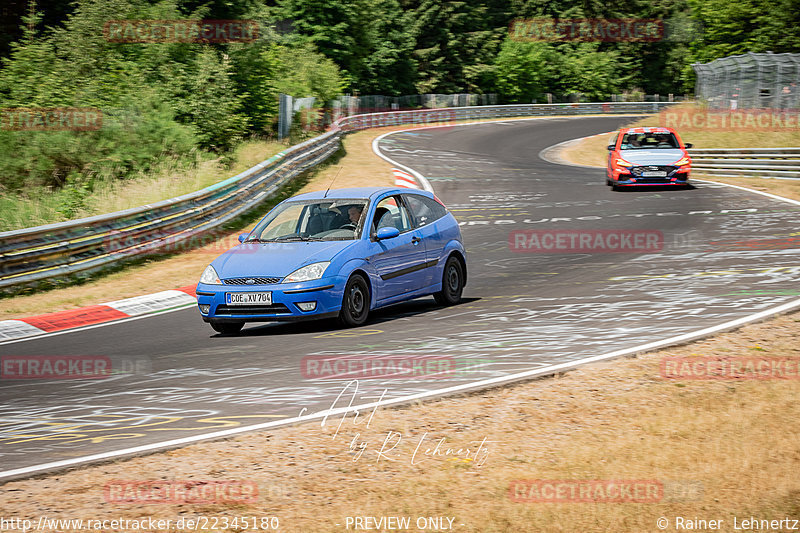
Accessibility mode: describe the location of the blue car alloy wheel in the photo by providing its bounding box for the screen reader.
[195,187,467,335]
[339,273,370,327]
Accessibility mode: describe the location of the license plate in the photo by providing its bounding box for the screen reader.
[225,292,272,306]
[641,171,667,177]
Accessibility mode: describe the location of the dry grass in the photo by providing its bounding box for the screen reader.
[91,141,287,214]
[2,311,799,531]
[0,141,289,232]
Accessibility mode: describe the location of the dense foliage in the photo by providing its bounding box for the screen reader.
[0,0,796,197]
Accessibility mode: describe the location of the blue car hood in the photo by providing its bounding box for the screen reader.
[619,149,684,166]
[212,240,355,278]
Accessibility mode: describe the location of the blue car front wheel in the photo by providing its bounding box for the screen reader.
[434,256,464,306]
[338,274,370,327]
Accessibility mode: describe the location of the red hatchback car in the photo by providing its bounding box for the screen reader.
[606,127,692,190]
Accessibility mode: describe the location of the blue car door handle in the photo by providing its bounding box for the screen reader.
[411,236,421,244]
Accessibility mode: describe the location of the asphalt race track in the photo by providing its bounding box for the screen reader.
[2,116,800,479]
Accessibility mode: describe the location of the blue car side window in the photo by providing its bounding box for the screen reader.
[371,196,412,236]
[404,194,446,228]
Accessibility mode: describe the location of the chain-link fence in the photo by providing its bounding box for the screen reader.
[693,52,800,110]
[280,92,688,136]
[329,93,499,116]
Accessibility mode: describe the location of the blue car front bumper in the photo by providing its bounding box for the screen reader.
[197,277,345,322]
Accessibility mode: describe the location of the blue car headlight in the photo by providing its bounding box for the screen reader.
[199,265,222,285]
[283,262,330,283]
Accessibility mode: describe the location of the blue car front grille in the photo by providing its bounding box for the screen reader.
[216,304,291,315]
[223,277,282,285]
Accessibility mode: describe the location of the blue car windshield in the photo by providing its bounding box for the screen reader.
[620,132,680,150]
[246,199,369,242]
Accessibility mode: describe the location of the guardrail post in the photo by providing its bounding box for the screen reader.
[278,94,293,140]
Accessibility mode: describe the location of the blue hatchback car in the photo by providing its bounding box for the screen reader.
[196,187,467,334]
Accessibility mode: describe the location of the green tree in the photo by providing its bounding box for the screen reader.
[409,0,509,93]
[492,39,629,102]
[276,0,376,90]
[687,0,800,64]
[170,48,249,151]
[360,0,417,95]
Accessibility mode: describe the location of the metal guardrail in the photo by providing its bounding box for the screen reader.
[0,132,341,289]
[334,101,674,131]
[690,148,800,179]
[0,101,678,290]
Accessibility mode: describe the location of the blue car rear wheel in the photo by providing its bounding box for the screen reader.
[434,256,464,306]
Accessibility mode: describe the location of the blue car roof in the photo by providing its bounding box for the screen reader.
[289,186,429,201]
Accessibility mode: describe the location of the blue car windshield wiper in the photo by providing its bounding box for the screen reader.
[266,234,325,242]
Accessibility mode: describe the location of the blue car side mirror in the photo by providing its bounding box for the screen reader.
[376,226,400,240]
[238,233,250,243]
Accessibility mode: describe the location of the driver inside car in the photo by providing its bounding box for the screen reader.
[348,205,362,224]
